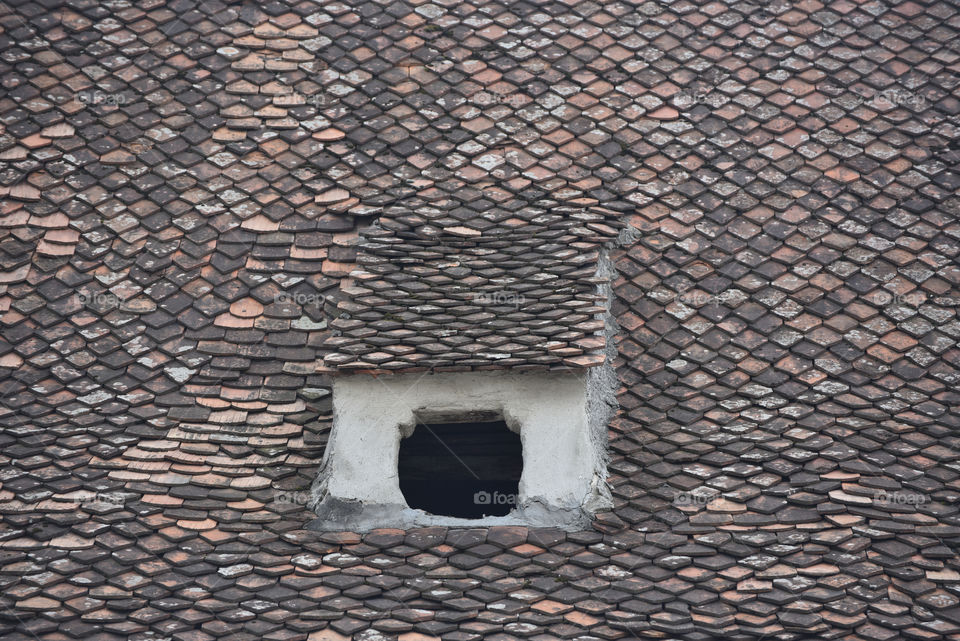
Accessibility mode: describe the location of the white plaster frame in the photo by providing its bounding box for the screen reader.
[309,369,614,531]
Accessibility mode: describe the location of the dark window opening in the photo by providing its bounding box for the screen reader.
[398,420,522,519]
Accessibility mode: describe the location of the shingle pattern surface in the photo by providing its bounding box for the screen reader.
[322,199,625,373]
[0,1,959,641]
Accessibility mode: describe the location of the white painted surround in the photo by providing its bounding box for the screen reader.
[309,368,615,531]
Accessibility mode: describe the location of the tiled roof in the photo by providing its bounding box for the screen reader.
[0,0,959,640]
[322,198,626,373]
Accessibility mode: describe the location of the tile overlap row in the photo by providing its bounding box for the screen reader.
[0,0,958,640]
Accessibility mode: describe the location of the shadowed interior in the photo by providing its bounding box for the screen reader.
[398,421,523,518]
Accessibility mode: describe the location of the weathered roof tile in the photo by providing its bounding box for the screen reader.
[1,0,959,639]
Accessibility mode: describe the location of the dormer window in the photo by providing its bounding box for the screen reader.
[309,369,614,530]
[311,206,623,530]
